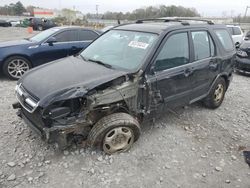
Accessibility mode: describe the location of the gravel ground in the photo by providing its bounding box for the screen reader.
[0,28,249,188]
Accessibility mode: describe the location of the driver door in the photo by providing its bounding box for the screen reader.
[146,31,195,110]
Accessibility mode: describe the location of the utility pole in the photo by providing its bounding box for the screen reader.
[58,0,62,10]
[96,5,99,19]
[244,6,250,17]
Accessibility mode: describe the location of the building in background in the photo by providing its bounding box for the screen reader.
[33,8,55,19]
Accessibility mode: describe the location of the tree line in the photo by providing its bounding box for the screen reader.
[234,15,250,23]
[0,2,199,20]
[100,5,200,20]
[0,1,27,16]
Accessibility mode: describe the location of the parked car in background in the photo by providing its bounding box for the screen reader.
[8,20,21,27]
[227,25,244,45]
[244,31,250,40]
[0,20,11,27]
[235,39,250,74]
[29,18,57,31]
[0,27,101,79]
[13,18,236,154]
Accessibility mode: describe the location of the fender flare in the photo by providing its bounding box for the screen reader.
[208,72,232,94]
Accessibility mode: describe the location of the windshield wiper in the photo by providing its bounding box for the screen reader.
[86,58,112,69]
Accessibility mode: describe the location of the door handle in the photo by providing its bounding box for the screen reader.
[184,68,193,77]
[71,46,78,51]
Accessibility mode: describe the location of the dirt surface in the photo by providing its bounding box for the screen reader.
[0,28,250,188]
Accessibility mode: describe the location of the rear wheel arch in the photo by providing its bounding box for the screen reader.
[218,72,232,90]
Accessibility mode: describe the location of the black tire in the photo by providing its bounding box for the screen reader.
[3,56,31,80]
[87,113,141,154]
[37,25,43,31]
[203,77,226,109]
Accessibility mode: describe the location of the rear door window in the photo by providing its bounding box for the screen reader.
[191,31,215,61]
[227,27,233,35]
[233,27,242,35]
[214,29,234,51]
[79,30,99,41]
[191,31,210,60]
[54,30,79,42]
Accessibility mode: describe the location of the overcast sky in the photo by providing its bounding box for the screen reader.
[1,0,250,17]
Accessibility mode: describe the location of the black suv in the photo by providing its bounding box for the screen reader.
[29,18,57,31]
[13,18,236,154]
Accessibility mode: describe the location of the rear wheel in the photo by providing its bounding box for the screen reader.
[203,77,226,109]
[87,113,141,154]
[3,56,31,80]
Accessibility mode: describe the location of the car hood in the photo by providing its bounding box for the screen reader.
[0,39,34,48]
[19,56,127,106]
[240,41,250,50]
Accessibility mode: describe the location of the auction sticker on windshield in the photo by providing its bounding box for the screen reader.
[128,41,149,49]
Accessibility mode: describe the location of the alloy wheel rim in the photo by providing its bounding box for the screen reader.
[214,84,224,103]
[103,127,134,154]
[8,59,29,79]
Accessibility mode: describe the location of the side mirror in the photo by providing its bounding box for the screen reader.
[235,42,240,49]
[244,37,249,41]
[46,37,57,46]
[149,65,156,75]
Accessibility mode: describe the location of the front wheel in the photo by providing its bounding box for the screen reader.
[203,77,226,109]
[3,56,31,80]
[87,113,141,154]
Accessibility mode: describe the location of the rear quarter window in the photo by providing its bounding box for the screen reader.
[214,29,234,51]
[233,27,242,35]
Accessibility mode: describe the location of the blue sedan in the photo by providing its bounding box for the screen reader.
[0,27,101,79]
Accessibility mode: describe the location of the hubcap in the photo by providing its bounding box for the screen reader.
[8,59,29,79]
[214,84,224,103]
[103,127,134,154]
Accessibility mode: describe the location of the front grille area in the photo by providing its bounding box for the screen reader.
[22,107,45,132]
[20,85,40,102]
[16,84,40,113]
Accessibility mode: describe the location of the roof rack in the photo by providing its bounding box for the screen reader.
[135,18,214,25]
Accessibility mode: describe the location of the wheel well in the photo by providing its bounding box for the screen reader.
[220,74,230,89]
[2,55,33,68]
[87,102,139,125]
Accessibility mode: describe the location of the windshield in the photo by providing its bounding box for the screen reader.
[30,28,59,42]
[81,30,158,71]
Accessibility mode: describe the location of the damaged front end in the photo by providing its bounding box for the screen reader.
[13,72,144,149]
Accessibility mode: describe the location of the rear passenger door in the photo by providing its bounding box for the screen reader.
[67,29,99,56]
[148,31,195,108]
[189,30,220,101]
[55,30,81,56]
[78,30,99,51]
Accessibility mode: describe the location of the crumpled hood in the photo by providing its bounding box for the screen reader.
[0,39,33,48]
[19,56,127,106]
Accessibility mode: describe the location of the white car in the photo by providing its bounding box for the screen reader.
[227,25,244,45]
[8,20,21,27]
